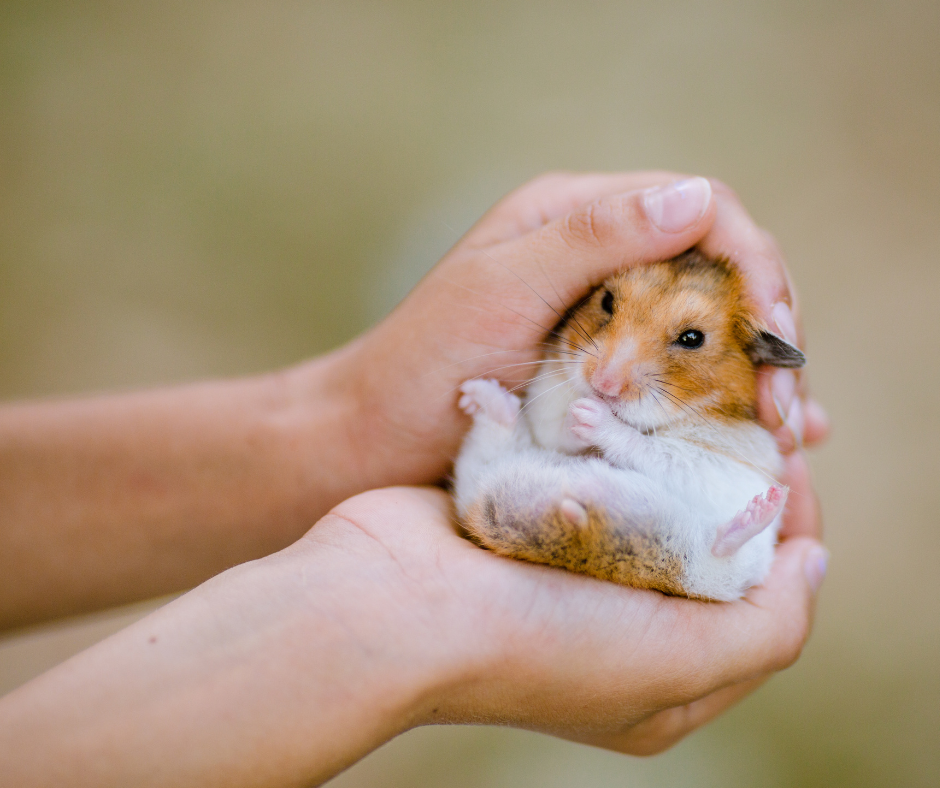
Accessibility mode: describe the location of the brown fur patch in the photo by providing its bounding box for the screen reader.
[465,492,688,596]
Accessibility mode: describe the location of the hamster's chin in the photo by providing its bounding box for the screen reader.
[610,396,683,433]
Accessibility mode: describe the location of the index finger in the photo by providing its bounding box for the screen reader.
[654,535,826,709]
[777,450,823,542]
[697,181,799,333]
[697,182,831,449]
[463,170,689,248]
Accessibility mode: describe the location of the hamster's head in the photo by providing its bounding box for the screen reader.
[550,251,804,432]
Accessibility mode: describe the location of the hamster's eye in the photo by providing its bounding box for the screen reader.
[675,329,705,349]
[601,290,615,315]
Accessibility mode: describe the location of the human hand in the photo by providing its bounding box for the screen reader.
[0,444,823,787]
[314,449,825,760]
[323,171,828,491]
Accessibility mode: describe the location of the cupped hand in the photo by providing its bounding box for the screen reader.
[327,171,828,491]
[311,450,826,756]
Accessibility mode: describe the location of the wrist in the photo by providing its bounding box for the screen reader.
[263,346,373,522]
[282,491,502,732]
[257,517,478,772]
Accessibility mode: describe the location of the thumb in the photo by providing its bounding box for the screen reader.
[728,536,829,677]
[491,176,716,314]
[659,535,829,708]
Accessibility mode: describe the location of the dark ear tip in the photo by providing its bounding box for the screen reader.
[773,352,807,369]
[749,330,807,369]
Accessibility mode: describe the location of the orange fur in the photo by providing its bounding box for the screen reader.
[556,250,763,426]
[455,252,787,598]
[464,493,689,596]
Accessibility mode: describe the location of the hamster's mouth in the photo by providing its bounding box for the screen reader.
[594,393,644,430]
[599,391,676,434]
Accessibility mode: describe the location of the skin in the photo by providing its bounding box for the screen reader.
[0,171,826,629]
[0,172,829,784]
[0,457,824,787]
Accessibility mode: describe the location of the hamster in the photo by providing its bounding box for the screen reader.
[452,250,805,601]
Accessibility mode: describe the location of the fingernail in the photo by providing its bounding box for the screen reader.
[643,177,712,233]
[770,369,797,425]
[785,396,804,449]
[804,545,829,593]
[771,302,798,345]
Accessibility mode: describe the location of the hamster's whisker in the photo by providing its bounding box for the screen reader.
[506,369,570,395]
[434,364,567,404]
[425,349,546,377]
[478,360,580,377]
[648,376,697,395]
[518,377,577,418]
[644,385,672,424]
[542,347,585,359]
[653,386,788,490]
[551,333,596,357]
[525,250,600,353]
[435,273,596,357]
[567,312,599,353]
[475,246,600,354]
[654,387,706,422]
[431,359,579,407]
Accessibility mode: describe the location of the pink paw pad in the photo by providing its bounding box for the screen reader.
[567,397,611,442]
[559,498,588,528]
[458,379,520,427]
[712,484,789,558]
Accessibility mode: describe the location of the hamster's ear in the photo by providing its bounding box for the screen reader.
[747,329,806,368]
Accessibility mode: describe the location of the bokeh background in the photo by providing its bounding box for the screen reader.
[1,1,938,785]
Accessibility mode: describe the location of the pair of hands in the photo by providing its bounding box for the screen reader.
[1,172,828,787]
[306,173,828,755]
[332,171,827,491]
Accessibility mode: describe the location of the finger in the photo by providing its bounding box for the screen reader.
[776,451,823,542]
[757,368,804,453]
[464,170,690,248]
[450,177,717,330]
[698,184,800,331]
[757,374,830,453]
[574,675,768,756]
[698,184,817,447]
[724,536,826,672]
[650,536,827,710]
[802,397,831,447]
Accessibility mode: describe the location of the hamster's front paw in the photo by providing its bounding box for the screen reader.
[566,397,615,446]
[458,379,520,427]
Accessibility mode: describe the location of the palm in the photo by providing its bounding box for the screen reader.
[323,445,820,755]
[342,172,826,491]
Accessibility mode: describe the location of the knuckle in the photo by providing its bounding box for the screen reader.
[517,170,576,196]
[620,709,692,757]
[708,177,741,204]
[562,199,613,249]
[623,736,679,757]
[755,228,786,265]
[770,616,811,671]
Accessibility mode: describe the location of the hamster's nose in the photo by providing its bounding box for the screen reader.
[591,365,627,398]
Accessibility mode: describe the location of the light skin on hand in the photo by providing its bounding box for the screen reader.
[0,454,825,787]
[334,171,829,493]
[0,171,829,786]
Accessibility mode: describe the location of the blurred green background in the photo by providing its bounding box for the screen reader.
[1,1,938,785]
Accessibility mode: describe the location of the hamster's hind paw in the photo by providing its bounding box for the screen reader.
[712,484,789,558]
[458,379,520,427]
[559,498,589,527]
